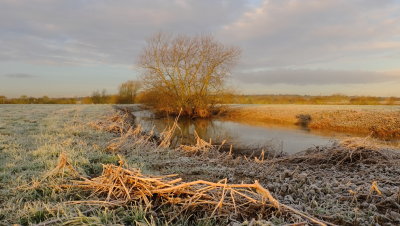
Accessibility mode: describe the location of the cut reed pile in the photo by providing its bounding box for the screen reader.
[61,161,327,225]
[71,164,278,216]
[281,137,400,165]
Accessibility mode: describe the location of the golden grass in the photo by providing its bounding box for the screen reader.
[224,105,400,139]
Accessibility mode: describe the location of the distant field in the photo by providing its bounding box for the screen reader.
[224,104,400,139]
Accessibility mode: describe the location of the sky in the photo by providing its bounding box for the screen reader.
[1,0,400,97]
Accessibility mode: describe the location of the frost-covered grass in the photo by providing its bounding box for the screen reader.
[1,105,399,225]
[0,105,226,225]
[0,105,156,225]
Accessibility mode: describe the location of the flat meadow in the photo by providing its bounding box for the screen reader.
[0,104,400,225]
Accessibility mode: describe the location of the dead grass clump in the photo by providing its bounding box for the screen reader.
[283,137,399,165]
[18,153,80,192]
[106,125,156,152]
[88,112,133,134]
[44,152,79,179]
[179,130,216,152]
[66,164,326,225]
[88,108,159,153]
[158,110,181,148]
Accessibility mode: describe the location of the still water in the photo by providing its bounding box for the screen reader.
[131,109,344,154]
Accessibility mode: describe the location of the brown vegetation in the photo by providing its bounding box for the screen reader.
[224,105,400,139]
[279,138,400,165]
[138,32,240,118]
[66,164,284,220]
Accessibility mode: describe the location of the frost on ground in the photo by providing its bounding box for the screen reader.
[0,105,399,225]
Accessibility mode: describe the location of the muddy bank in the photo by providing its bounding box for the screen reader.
[223,104,400,140]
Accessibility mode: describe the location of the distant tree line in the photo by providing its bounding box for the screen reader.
[84,81,142,104]
[1,93,399,105]
[0,95,77,104]
[0,80,142,104]
[229,94,400,105]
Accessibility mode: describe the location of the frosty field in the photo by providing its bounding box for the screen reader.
[0,105,399,225]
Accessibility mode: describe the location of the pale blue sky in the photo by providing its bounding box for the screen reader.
[1,0,400,97]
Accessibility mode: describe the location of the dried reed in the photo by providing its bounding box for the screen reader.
[179,130,213,152]
[106,125,155,152]
[63,163,327,225]
[44,152,79,179]
[158,109,182,148]
[88,111,132,134]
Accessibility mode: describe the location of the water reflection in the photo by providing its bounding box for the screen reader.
[133,109,335,154]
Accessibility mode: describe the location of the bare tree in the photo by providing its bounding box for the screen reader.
[118,80,142,104]
[138,32,240,117]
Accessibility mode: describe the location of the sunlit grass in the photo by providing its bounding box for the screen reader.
[225,104,400,139]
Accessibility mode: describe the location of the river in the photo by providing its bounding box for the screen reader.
[130,108,360,155]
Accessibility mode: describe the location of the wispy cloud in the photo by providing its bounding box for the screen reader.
[0,0,249,66]
[220,0,400,69]
[1,0,399,69]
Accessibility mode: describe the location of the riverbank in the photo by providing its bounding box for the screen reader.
[223,104,400,139]
[1,105,399,225]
